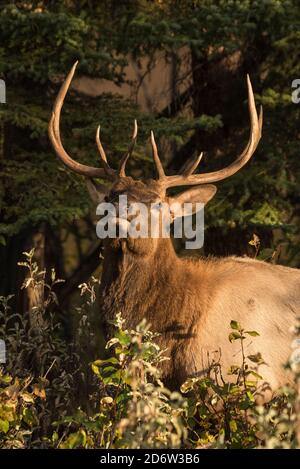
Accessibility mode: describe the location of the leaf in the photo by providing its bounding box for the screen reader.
[60,431,84,449]
[22,408,37,427]
[247,352,264,364]
[180,378,197,394]
[105,337,120,349]
[100,396,113,406]
[229,420,237,433]
[210,394,219,406]
[0,419,9,434]
[248,370,263,380]
[250,204,282,227]
[240,399,252,410]
[227,385,240,395]
[227,365,240,375]
[81,429,87,447]
[116,329,131,346]
[248,233,260,247]
[103,368,123,385]
[21,392,35,403]
[230,320,240,330]
[245,330,260,337]
[23,278,33,289]
[33,385,46,399]
[246,390,255,402]
[92,357,119,366]
[91,363,101,377]
[0,374,12,385]
[115,393,130,406]
[245,380,257,388]
[52,431,59,443]
[229,331,241,342]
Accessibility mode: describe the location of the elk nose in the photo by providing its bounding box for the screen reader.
[117,198,141,221]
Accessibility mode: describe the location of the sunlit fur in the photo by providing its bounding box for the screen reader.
[48,63,296,394]
[98,178,300,392]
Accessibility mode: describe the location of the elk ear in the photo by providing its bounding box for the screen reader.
[169,184,217,219]
[86,178,109,204]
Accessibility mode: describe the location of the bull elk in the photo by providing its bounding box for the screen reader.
[49,63,300,391]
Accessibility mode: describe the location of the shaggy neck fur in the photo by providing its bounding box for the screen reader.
[100,237,180,326]
[99,237,213,387]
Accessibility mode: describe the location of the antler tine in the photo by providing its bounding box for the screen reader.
[49,62,116,180]
[150,131,165,179]
[181,152,203,176]
[119,120,138,177]
[258,104,263,138]
[95,126,117,178]
[95,126,107,163]
[159,75,262,189]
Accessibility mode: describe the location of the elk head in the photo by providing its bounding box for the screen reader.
[49,62,262,256]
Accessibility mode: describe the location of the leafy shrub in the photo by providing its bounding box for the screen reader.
[0,250,97,444]
[0,368,44,448]
[181,321,263,448]
[54,314,187,449]
[0,252,299,448]
[254,320,300,449]
[54,317,300,449]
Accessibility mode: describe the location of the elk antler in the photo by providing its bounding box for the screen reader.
[181,152,204,176]
[50,65,262,189]
[150,75,262,189]
[49,62,116,180]
[96,120,138,178]
[150,131,165,179]
[119,120,138,177]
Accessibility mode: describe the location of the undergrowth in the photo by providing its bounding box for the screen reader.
[0,250,299,449]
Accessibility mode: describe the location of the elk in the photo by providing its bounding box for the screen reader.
[49,62,300,391]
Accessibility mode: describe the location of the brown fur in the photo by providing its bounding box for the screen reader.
[97,178,300,390]
[48,64,295,392]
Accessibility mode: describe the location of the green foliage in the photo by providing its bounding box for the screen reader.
[0,255,300,449]
[123,0,300,261]
[180,320,263,448]
[0,1,221,244]
[55,313,187,449]
[53,314,300,449]
[0,250,96,444]
[1,0,299,316]
[0,0,300,448]
[0,0,299,255]
[0,368,43,448]
[0,2,119,240]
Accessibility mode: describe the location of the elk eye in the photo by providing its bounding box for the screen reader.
[153,201,162,210]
